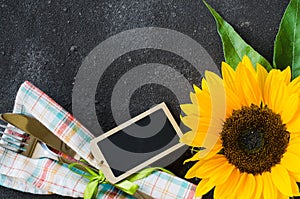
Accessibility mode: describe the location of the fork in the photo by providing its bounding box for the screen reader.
[0,122,87,166]
[0,123,59,160]
[0,113,85,164]
[0,116,154,199]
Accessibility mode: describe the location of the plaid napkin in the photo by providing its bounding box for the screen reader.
[0,81,196,198]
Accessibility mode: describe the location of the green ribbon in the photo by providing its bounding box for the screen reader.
[68,163,173,199]
[126,167,174,182]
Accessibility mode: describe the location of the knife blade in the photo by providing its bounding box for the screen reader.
[0,113,154,199]
[0,113,77,160]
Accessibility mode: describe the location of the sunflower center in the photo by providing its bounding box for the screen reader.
[238,128,264,154]
[221,104,290,175]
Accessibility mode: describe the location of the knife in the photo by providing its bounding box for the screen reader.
[0,113,78,162]
[0,113,154,199]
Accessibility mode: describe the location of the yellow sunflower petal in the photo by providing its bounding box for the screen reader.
[195,155,233,184]
[195,178,215,197]
[184,160,204,179]
[291,137,300,144]
[278,67,291,85]
[183,151,202,163]
[214,168,240,198]
[180,131,196,146]
[199,133,222,159]
[181,115,208,131]
[234,63,248,106]
[195,91,211,105]
[180,130,221,149]
[264,71,288,114]
[213,183,225,199]
[180,104,199,116]
[251,174,263,199]
[196,71,226,157]
[281,152,300,174]
[289,170,300,182]
[290,132,300,140]
[277,191,290,199]
[193,88,211,106]
[180,131,200,146]
[290,136,300,144]
[242,55,256,74]
[225,87,242,110]
[262,172,277,199]
[222,61,236,92]
[193,84,201,93]
[225,84,242,116]
[271,165,293,196]
[233,173,255,199]
[209,162,234,185]
[235,64,261,106]
[288,75,300,95]
[281,67,291,85]
[189,155,225,179]
[201,78,209,94]
[183,140,222,163]
[290,176,300,196]
[263,69,278,106]
[199,139,223,160]
[197,141,222,158]
[286,107,300,133]
[264,68,291,108]
[190,92,198,106]
[271,80,287,114]
[256,63,268,94]
[281,94,299,124]
[286,142,300,155]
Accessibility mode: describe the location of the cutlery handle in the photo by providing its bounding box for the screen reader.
[0,113,77,158]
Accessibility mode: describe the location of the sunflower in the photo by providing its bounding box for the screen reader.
[180,55,300,198]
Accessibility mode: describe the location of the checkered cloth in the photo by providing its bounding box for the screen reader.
[0,81,196,198]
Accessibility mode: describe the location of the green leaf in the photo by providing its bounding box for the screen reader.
[273,0,300,79]
[203,1,272,71]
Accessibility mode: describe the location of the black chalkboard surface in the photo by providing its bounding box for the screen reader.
[90,103,184,183]
[0,0,290,198]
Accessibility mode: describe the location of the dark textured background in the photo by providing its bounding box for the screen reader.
[0,0,290,198]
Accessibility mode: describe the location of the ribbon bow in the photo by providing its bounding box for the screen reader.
[69,163,173,199]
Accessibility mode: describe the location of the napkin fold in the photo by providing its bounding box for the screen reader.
[0,81,196,198]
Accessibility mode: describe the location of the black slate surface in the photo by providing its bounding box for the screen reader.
[0,0,290,198]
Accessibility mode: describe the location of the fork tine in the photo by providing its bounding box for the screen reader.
[1,136,28,146]
[0,140,25,152]
[0,122,29,153]
[0,124,28,137]
[0,132,27,152]
[0,136,34,156]
[0,130,26,142]
[0,115,82,165]
[0,121,45,159]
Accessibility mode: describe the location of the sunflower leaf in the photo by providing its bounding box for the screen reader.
[273,0,300,79]
[203,0,272,71]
